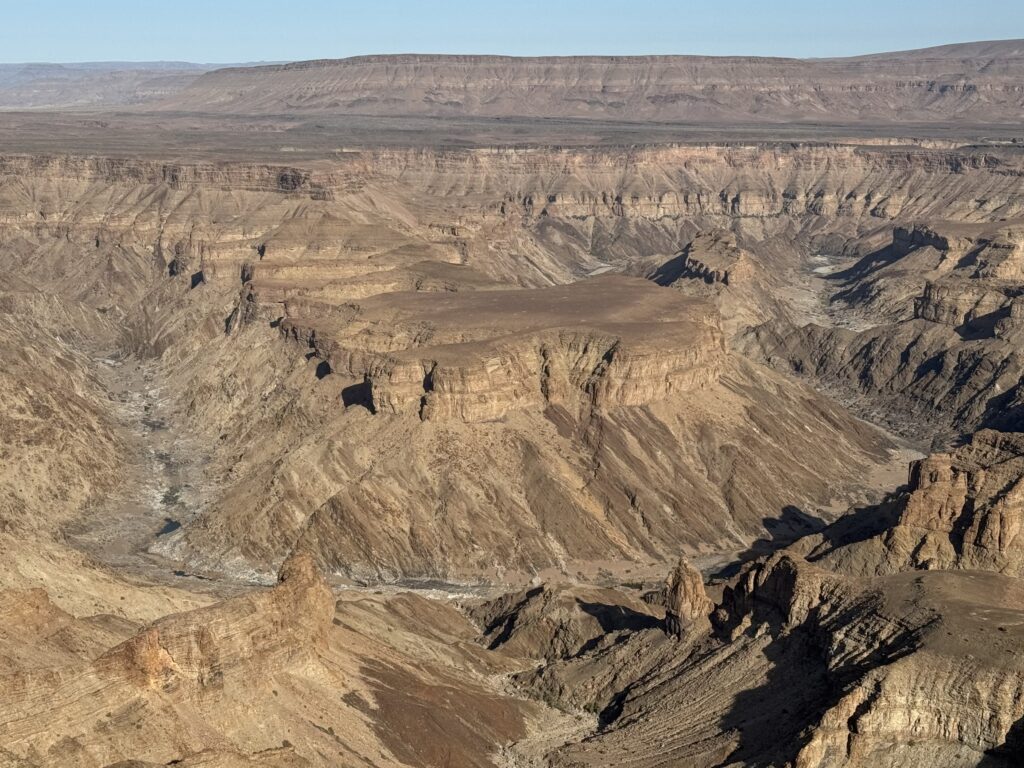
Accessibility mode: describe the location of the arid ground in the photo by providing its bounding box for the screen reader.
[1,42,1024,767]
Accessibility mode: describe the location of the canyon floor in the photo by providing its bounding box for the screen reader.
[2,42,1024,768]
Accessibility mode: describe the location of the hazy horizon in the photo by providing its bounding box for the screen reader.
[2,0,1023,64]
[2,36,1024,68]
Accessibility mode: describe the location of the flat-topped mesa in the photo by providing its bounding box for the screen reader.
[284,276,725,422]
[158,44,1024,124]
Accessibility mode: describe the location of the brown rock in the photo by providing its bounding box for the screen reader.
[814,430,1024,578]
[663,557,713,638]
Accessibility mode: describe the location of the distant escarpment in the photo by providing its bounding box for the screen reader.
[157,43,1024,124]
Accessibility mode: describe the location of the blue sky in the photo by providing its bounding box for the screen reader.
[3,0,1023,63]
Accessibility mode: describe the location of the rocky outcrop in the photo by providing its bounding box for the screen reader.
[645,229,787,336]
[97,553,333,692]
[551,532,1024,767]
[658,230,755,288]
[663,557,713,638]
[914,277,1010,326]
[910,225,1024,325]
[0,558,541,768]
[997,296,1024,338]
[809,430,1024,578]
[713,553,850,637]
[539,426,1024,767]
[831,222,1004,322]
